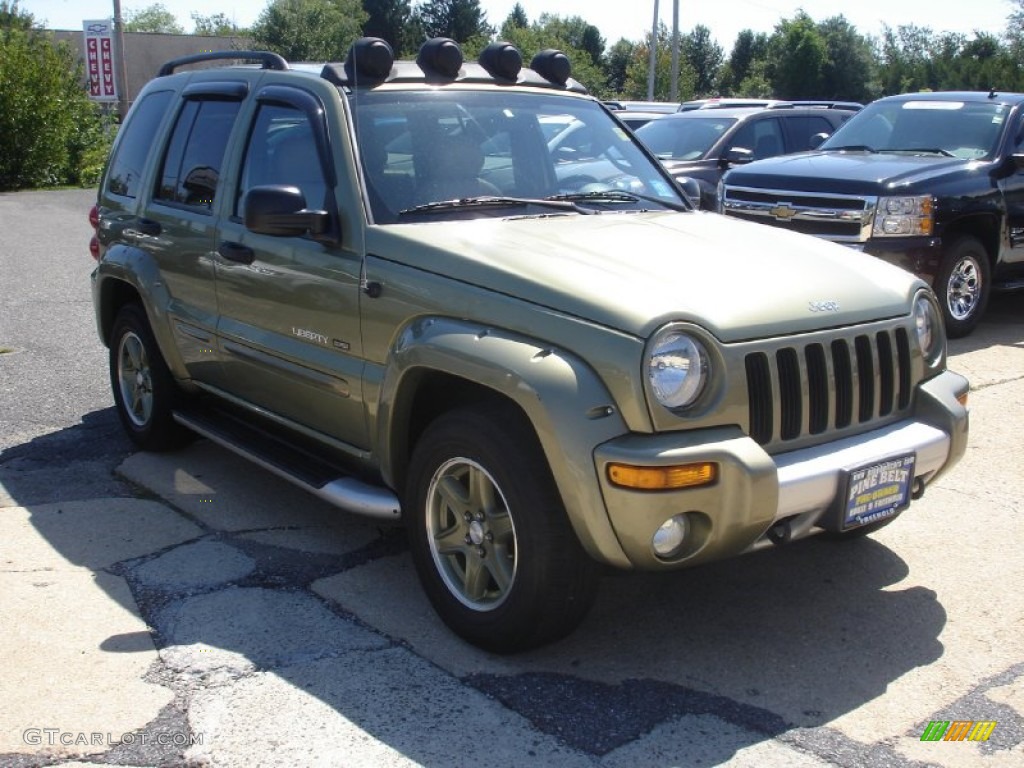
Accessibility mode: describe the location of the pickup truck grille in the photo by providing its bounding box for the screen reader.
[721,185,876,243]
[744,326,913,448]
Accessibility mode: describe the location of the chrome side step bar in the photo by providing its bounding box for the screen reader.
[172,410,401,521]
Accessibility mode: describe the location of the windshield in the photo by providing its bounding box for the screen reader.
[634,115,735,160]
[820,98,1009,160]
[351,90,684,223]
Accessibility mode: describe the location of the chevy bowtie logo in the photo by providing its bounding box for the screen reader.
[770,204,799,220]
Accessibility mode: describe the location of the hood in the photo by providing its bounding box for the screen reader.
[724,150,988,196]
[370,211,922,343]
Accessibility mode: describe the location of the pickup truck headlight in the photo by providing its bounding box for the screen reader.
[873,195,934,237]
[647,329,709,409]
[914,293,943,366]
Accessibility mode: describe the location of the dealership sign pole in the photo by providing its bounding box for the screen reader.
[82,19,117,102]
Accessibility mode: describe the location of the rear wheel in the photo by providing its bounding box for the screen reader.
[109,303,191,451]
[403,404,600,652]
[937,236,990,338]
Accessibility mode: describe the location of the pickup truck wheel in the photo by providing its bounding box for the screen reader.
[937,236,990,338]
[404,405,600,652]
[109,304,191,451]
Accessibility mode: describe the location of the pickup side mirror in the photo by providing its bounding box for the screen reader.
[809,132,830,149]
[674,176,702,209]
[243,185,332,239]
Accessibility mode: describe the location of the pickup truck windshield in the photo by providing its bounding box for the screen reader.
[820,98,1009,160]
[351,90,685,223]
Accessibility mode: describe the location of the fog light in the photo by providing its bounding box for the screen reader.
[652,514,690,559]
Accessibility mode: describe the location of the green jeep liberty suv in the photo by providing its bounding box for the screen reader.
[90,38,969,652]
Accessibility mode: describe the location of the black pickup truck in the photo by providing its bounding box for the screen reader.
[719,91,1024,337]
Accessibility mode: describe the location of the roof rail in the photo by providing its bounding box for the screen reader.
[158,50,289,77]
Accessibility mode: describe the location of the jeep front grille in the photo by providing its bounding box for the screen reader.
[744,326,913,447]
[722,185,877,243]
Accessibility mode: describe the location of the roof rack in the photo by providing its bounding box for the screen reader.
[158,50,288,77]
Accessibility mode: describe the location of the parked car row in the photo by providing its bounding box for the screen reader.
[618,91,1024,336]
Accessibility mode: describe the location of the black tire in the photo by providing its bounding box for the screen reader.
[403,404,600,652]
[109,303,192,451]
[936,236,991,338]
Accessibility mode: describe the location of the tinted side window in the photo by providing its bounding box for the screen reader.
[236,104,327,215]
[105,90,173,198]
[785,115,836,151]
[730,117,784,159]
[155,98,242,211]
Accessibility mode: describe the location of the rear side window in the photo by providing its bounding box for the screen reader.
[155,98,242,211]
[105,90,173,198]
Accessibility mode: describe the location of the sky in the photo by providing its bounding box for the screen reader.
[23,0,1018,52]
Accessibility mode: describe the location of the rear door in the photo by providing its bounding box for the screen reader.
[212,85,369,450]
[134,81,247,380]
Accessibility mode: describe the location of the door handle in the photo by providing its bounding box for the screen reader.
[217,241,255,265]
[137,217,161,237]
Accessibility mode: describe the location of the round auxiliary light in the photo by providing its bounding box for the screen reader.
[479,41,522,81]
[652,514,690,559]
[418,37,463,79]
[530,49,571,85]
[345,37,394,81]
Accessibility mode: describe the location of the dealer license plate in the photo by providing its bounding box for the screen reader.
[842,454,916,530]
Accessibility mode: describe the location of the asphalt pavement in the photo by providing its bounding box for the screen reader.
[1,188,1022,768]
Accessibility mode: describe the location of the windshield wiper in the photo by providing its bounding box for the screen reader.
[399,195,595,216]
[547,189,690,212]
[827,145,878,153]
[883,147,956,157]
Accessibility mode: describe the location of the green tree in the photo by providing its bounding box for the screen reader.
[124,4,184,34]
[603,37,634,95]
[413,0,492,43]
[620,23,696,101]
[362,0,416,55]
[683,25,723,96]
[251,0,367,61]
[505,3,528,29]
[716,29,769,95]
[191,12,245,36]
[817,15,876,101]
[768,11,826,99]
[0,2,112,189]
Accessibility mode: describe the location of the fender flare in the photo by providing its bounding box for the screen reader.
[377,316,636,568]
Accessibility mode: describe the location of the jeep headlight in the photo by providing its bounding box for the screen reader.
[873,195,934,237]
[914,293,943,366]
[647,329,709,409]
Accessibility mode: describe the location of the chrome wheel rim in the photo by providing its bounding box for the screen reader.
[117,331,154,427]
[946,255,982,321]
[425,457,517,611]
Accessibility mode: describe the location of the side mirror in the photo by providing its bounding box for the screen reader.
[722,146,754,166]
[809,132,830,149]
[243,186,331,238]
[675,176,702,209]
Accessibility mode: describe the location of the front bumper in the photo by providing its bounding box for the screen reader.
[592,370,969,570]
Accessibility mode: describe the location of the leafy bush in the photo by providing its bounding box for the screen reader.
[0,2,113,190]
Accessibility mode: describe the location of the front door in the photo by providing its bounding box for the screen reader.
[213,91,368,451]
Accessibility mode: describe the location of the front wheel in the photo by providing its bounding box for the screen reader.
[936,236,991,338]
[403,404,600,652]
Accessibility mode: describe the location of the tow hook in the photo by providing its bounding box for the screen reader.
[767,518,792,546]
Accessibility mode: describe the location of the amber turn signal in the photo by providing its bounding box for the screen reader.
[607,462,717,490]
